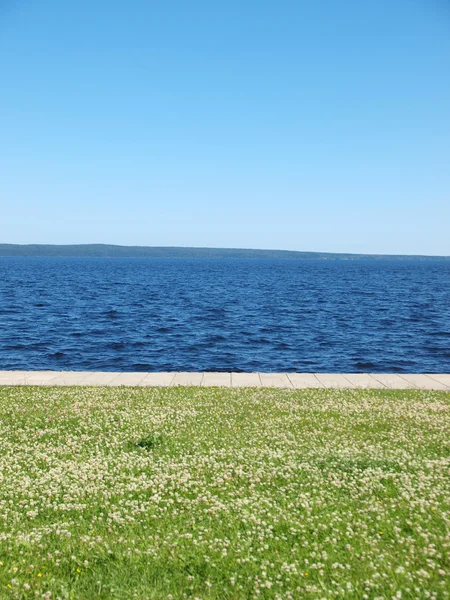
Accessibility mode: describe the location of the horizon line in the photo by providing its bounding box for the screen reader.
[1,242,449,259]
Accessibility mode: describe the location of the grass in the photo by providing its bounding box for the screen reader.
[0,385,449,599]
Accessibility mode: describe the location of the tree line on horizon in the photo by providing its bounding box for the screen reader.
[0,244,448,260]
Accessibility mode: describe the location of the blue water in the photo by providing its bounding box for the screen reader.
[0,257,449,373]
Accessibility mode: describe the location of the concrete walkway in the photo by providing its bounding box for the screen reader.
[0,371,449,390]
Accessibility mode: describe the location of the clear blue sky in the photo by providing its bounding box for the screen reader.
[1,0,449,255]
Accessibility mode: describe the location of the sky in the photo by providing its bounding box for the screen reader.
[1,0,449,255]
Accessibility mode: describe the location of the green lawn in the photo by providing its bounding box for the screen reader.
[0,386,449,599]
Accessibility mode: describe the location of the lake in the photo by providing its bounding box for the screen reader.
[0,257,449,373]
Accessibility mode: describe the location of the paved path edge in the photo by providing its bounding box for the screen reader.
[0,371,449,390]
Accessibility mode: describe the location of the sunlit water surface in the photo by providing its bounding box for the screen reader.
[0,257,449,372]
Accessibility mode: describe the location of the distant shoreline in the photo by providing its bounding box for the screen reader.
[1,244,449,260]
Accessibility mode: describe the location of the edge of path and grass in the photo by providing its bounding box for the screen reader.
[0,385,449,599]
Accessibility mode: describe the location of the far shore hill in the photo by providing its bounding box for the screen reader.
[1,244,450,260]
